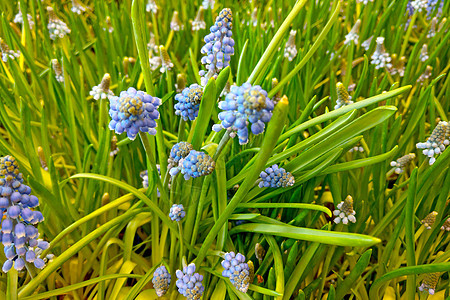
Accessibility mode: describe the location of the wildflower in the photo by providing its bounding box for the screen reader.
[409,0,428,12]
[356,0,374,4]
[104,16,114,33]
[146,0,157,14]
[427,17,438,38]
[255,243,265,261]
[0,38,20,63]
[258,165,295,188]
[361,35,373,51]
[171,150,215,180]
[349,145,364,153]
[416,121,449,165]
[222,252,251,293]
[271,78,281,105]
[389,55,406,77]
[159,45,174,73]
[37,147,48,171]
[176,263,204,299]
[71,0,86,15]
[250,7,258,27]
[110,136,119,157]
[51,59,64,83]
[174,84,203,121]
[140,165,161,197]
[344,19,361,45]
[199,8,235,86]
[192,7,206,31]
[147,32,158,53]
[202,0,215,9]
[426,0,443,18]
[417,65,433,83]
[420,44,429,62]
[419,272,441,295]
[13,4,34,29]
[421,211,438,229]
[284,30,298,61]
[333,195,356,225]
[334,82,354,110]
[168,142,193,168]
[149,52,162,72]
[213,83,274,145]
[0,156,49,272]
[371,37,392,69]
[47,7,71,40]
[170,11,183,31]
[441,217,450,231]
[169,204,185,222]
[176,74,187,93]
[108,87,161,140]
[89,73,114,101]
[390,153,415,174]
[152,265,171,297]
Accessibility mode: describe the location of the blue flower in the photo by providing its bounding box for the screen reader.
[221,252,250,293]
[0,156,49,272]
[199,8,235,86]
[259,165,295,188]
[140,164,161,197]
[108,87,161,140]
[169,204,185,222]
[168,142,193,169]
[213,83,274,145]
[171,150,215,180]
[152,265,171,297]
[176,263,204,300]
[174,84,203,121]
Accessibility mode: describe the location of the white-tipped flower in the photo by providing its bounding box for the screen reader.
[335,82,354,109]
[51,59,64,83]
[356,0,374,4]
[416,121,449,164]
[427,17,438,38]
[421,211,438,229]
[420,44,429,62]
[0,38,20,63]
[284,30,298,62]
[417,65,433,83]
[158,45,173,73]
[418,272,441,295]
[89,73,114,100]
[361,35,373,51]
[250,7,258,27]
[389,55,406,77]
[104,16,114,33]
[13,5,34,29]
[47,7,71,40]
[170,11,183,31]
[390,153,415,174]
[371,37,392,69]
[146,0,157,14]
[349,145,364,153]
[71,0,86,15]
[202,0,215,9]
[192,6,206,31]
[411,0,428,12]
[147,32,158,53]
[333,195,356,225]
[441,217,450,231]
[344,19,361,45]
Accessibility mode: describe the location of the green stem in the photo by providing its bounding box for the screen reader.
[178,221,184,266]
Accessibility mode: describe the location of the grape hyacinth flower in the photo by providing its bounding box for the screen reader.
[47,7,71,40]
[89,73,114,100]
[168,142,193,168]
[13,5,34,29]
[361,35,373,51]
[418,272,441,295]
[421,211,438,229]
[356,0,374,4]
[176,263,204,299]
[174,84,203,121]
[192,7,206,31]
[213,83,274,145]
[199,8,235,86]
[255,243,265,262]
[202,0,215,10]
[389,55,406,77]
[104,16,114,33]
[409,0,428,13]
[52,59,64,83]
[71,0,86,15]
[176,73,187,93]
[0,38,20,63]
[0,156,49,272]
[390,153,415,174]
[170,150,215,180]
[348,144,364,153]
[152,265,171,297]
[140,165,161,197]
[344,19,361,46]
[110,136,119,157]
[335,82,354,109]
[108,87,161,140]
[284,30,298,61]
[441,217,450,231]
[258,165,295,188]
[427,17,438,38]
[170,11,183,31]
[146,0,157,14]
[271,78,281,105]
[333,195,356,225]
[221,252,251,293]
[420,44,429,62]
[371,37,392,69]
[250,8,258,27]
[147,32,158,53]
[416,121,449,165]
[417,65,433,83]
[169,204,185,222]
[159,45,174,73]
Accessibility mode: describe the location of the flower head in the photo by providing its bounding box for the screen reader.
[389,55,406,77]
[356,0,374,4]
[202,0,215,10]
[90,73,114,100]
[421,211,438,229]
[255,243,265,261]
[258,165,295,188]
[390,153,416,174]
[169,204,185,222]
[159,45,174,73]
[344,19,361,45]
[420,44,429,62]
[171,150,215,180]
[71,0,86,15]
[416,121,449,165]
[152,265,171,297]
[427,17,438,38]
[333,195,356,225]
[441,217,450,231]
[419,272,441,295]
[13,4,34,29]
[170,11,183,31]
[221,252,251,293]
[168,142,194,169]
[108,87,161,140]
[0,156,49,272]
[417,65,433,83]
[176,263,204,299]
[200,8,235,86]
[192,7,206,31]
[140,165,161,197]
[409,0,428,13]
[47,7,71,40]
[361,35,373,51]
[284,30,298,61]
[213,83,274,145]
[110,136,119,157]
[371,37,392,69]
[175,84,203,121]
[335,82,354,109]
[0,38,20,63]
[51,59,64,83]
[146,0,158,14]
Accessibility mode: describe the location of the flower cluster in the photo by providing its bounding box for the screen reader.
[168,142,194,168]
[344,19,361,45]
[333,195,356,225]
[335,82,354,110]
[169,204,185,222]
[255,243,265,261]
[171,150,215,180]
[417,65,433,83]
[89,73,114,100]
[416,121,449,165]
[202,0,215,9]
[174,84,203,121]
[258,165,295,188]
[421,211,437,229]
[284,30,298,61]
[221,252,251,293]
[140,165,161,197]
[200,8,235,86]
[361,36,373,51]
[159,45,174,73]
[0,156,49,272]
[420,44,429,62]
[371,37,392,69]
[213,83,274,144]
[176,263,204,299]
[389,55,406,77]
[47,7,71,40]
[152,265,171,297]
[146,0,157,14]
[71,0,86,15]
[13,7,34,29]
[192,7,206,31]
[170,11,183,31]
[390,153,416,174]
[418,272,441,295]
[409,0,428,12]
[52,59,64,83]
[0,38,20,63]
[108,87,161,140]
[441,217,450,231]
